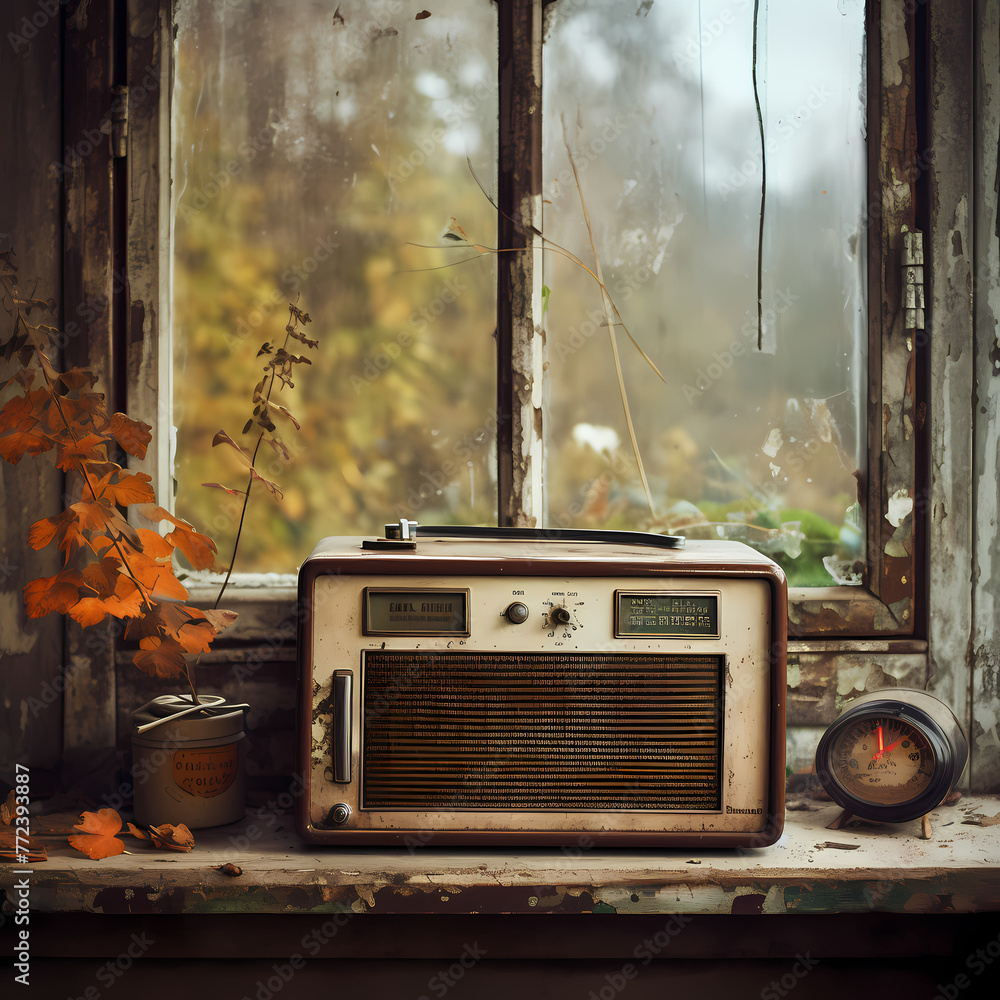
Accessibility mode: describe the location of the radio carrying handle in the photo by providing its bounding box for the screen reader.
[413,523,685,549]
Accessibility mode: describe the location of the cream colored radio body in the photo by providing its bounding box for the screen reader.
[296,528,786,848]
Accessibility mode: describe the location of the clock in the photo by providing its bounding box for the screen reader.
[815,688,969,824]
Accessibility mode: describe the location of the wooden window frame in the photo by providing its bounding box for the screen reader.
[61,0,955,751]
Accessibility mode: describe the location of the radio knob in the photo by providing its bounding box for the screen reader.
[503,602,530,624]
[329,803,352,826]
[551,607,572,625]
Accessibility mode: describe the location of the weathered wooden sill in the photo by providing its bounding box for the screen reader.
[10,796,1000,917]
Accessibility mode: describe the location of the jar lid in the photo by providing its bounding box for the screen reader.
[131,694,247,742]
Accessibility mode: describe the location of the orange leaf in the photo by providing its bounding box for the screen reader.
[96,470,156,506]
[73,807,123,836]
[23,569,86,618]
[128,822,195,852]
[167,525,217,570]
[67,500,141,549]
[0,390,54,463]
[68,566,145,626]
[56,432,108,471]
[69,807,126,859]
[134,505,217,570]
[54,367,100,393]
[108,412,152,459]
[156,604,217,654]
[135,527,175,559]
[203,608,239,632]
[132,637,190,679]
[123,549,189,603]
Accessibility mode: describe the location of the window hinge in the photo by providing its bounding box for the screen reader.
[902,225,925,341]
[111,85,129,158]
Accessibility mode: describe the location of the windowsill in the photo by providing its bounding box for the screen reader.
[12,796,1000,916]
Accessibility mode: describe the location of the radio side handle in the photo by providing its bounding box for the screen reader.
[333,670,353,783]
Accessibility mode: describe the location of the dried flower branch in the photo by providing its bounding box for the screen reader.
[206,302,317,607]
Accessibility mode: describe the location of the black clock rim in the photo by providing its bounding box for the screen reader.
[815,700,957,824]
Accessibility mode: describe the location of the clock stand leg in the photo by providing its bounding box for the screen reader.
[826,807,855,830]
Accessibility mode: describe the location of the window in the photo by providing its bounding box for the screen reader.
[132,0,919,638]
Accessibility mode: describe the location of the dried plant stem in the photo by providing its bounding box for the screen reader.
[560,138,658,520]
[212,327,287,611]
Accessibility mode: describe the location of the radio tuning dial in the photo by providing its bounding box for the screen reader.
[551,607,572,626]
[503,602,530,624]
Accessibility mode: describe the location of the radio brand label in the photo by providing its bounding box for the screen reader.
[726,805,763,814]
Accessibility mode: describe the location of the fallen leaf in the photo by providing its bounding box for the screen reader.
[69,807,126,859]
[128,822,195,852]
[213,862,243,877]
[1,789,16,824]
[0,829,48,862]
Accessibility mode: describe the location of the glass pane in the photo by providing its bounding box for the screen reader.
[542,0,867,587]
[172,0,498,575]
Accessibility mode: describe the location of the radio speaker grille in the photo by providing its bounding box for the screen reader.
[362,652,723,811]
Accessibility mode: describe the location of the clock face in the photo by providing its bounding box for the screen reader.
[826,716,935,806]
[816,690,969,824]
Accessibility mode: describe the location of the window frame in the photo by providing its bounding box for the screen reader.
[116,0,922,655]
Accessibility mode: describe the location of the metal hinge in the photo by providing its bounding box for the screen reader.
[902,225,925,338]
[111,85,129,158]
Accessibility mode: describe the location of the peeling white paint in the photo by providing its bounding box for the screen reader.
[762,428,783,458]
[836,663,876,696]
[885,489,913,527]
[884,10,909,88]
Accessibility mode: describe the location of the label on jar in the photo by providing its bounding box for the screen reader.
[173,744,239,798]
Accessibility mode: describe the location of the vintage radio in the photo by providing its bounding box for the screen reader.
[296,523,786,848]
